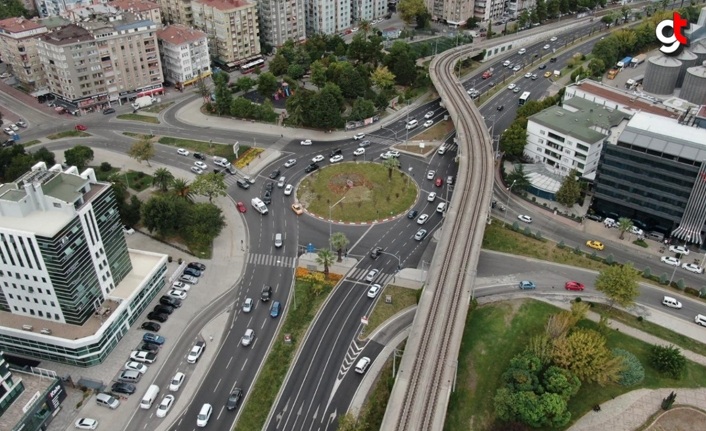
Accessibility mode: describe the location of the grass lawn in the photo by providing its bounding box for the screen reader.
[361,285,419,338]
[157,136,241,161]
[297,162,418,223]
[394,143,437,156]
[92,166,120,182]
[116,113,160,124]
[46,130,90,140]
[22,139,41,147]
[412,120,454,142]
[122,132,154,139]
[124,170,153,192]
[141,102,174,113]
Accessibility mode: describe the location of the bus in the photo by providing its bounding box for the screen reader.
[240,58,265,74]
[519,91,531,106]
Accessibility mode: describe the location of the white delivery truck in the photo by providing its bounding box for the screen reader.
[251,198,268,215]
[132,96,155,110]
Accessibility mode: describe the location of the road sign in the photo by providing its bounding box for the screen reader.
[233,141,240,158]
[306,243,315,253]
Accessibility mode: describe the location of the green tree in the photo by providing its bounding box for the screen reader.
[384,41,417,86]
[329,232,350,262]
[518,10,530,28]
[171,177,192,201]
[152,167,174,192]
[370,65,396,90]
[617,217,634,240]
[588,58,607,76]
[499,124,528,158]
[595,263,640,308]
[349,98,376,121]
[0,0,29,20]
[382,157,400,180]
[543,366,581,400]
[184,202,226,245]
[336,412,363,431]
[312,87,344,129]
[32,147,56,166]
[505,164,531,192]
[287,64,305,80]
[397,0,427,24]
[536,0,548,21]
[552,328,623,385]
[310,60,328,89]
[555,169,581,208]
[190,172,227,203]
[649,344,686,379]
[141,194,188,236]
[547,0,560,18]
[213,71,232,115]
[235,76,255,93]
[621,5,630,21]
[613,348,645,386]
[316,249,335,278]
[124,195,142,227]
[257,72,279,98]
[63,145,94,170]
[127,138,155,167]
[269,53,289,76]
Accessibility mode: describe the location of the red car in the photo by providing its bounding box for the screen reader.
[564,281,585,291]
[236,201,246,213]
[435,177,444,187]
[75,124,87,131]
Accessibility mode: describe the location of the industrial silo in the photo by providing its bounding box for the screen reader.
[643,55,682,95]
[692,40,706,64]
[680,62,706,105]
[676,49,698,87]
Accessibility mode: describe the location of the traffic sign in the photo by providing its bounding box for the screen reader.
[306,243,315,253]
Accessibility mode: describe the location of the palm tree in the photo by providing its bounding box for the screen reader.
[109,175,128,200]
[359,20,372,36]
[330,232,350,262]
[316,249,335,279]
[382,157,400,181]
[617,217,633,240]
[171,177,193,201]
[152,168,174,192]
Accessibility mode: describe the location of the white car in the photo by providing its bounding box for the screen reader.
[550,36,558,42]
[353,147,365,156]
[130,351,156,363]
[179,274,198,284]
[424,111,434,119]
[243,297,253,313]
[168,289,187,300]
[74,418,98,429]
[423,120,434,128]
[513,64,522,71]
[426,170,435,180]
[353,133,365,140]
[10,124,19,131]
[387,150,400,158]
[191,166,203,175]
[669,245,690,255]
[4,127,15,135]
[503,60,511,67]
[507,83,516,90]
[364,269,380,282]
[172,281,191,291]
[367,284,382,298]
[300,139,312,146]
[661,256,681,267]
[169,372,185,391]
[682,263,704,274]
[518,215,532,223]
[524,72,532,78]
[194,161,207,170]
[414,229,428,241]
[186,341,205,363]
[329,154,344,163]
[241,329,255,347]
[284,159,297,168]
[630,226,643,236]
[543,44,551,49]
[177,148,189,156]
[427,192,436,202]
[284,184,293,196]
[518,48,526,54]
[124,361,148,374]
[122,225,135,235]
[312,155,325,163]
[417,214,429,225]
[156,394,175,418]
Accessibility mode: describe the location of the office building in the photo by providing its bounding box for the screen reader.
[158,0,195,26]
[191,0,260,66]
[0,162,167,366]
[305,0,352,35]
[157,24,211,88]
[0,17,49,92]
[257,0,306,48]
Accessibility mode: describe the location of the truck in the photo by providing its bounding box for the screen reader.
[625,74,644,89]
[616,56,632,69]
[607,69,619,80]
[132,96,155,110]
[630,54,646,68]
[482,68,494,79]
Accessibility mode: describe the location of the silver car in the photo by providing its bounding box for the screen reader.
[242,329,255,347]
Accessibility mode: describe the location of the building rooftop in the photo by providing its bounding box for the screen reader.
[530,99,629,143]
[111,0,161,12]
[0,370,58,431]
[41,24,93,45]
[157,24,207,45]
[193,0,254,11]
[569,80,681,118]
[0,16,45,34]
[619,111,706,162]
[41,173,88,203]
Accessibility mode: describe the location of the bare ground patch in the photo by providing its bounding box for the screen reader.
[646,406,706,431]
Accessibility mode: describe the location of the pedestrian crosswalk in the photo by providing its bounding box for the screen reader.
[247,253,296,268]
[346,268,394,286]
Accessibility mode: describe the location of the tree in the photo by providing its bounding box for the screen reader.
[269,53,289,76]
[310,60,328,89]
[329,232,350,262]
[64,145,94,170]
[370,65,396,90]
[349,98,376,121]
[613,348,645,386]
[397,0,426,24]
[552,328,623,385]
[184,202,226,245]
[235,77,255,93]
[617,217,634,240]
[465,17,479,29]
[257,72,279,98]
[0,0,29,20]
[535,0,548,21]
[384,42,416,86]
[123,195,142,227]
[336,412,363,431]
[505,164,531,192]
[499,124,528,158]
[518,10,530,29]
[287,64,305,80]
[649,344,686,379]
[212,71,232,115]
[197,76,211,102]
[315,249,335,278]
[128,138,155,167]
[190,172,227,203]
[525,334,554,365]
[382,157,400,180]
[152,168,174,192]
[543,366,581,400]
[595,263,640,309]
[32,147,56,166]
[171,177,192,201]
[141,194,187,236]
[621,5,631,21]
[555,169,581,208]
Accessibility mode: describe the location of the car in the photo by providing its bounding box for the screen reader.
[424,111,435,119]
[407,209,418,219]
[355,357,371,374]
[353,147,365,156]
[353,133,365,140]
[194,161,207,170]
[524,72,532,78]
[140,342,160,352]
[662,296,683,309]
[661,256,681,267]
[513,64,522,71]
[177,148,189,156]
[261,285,272,302]
[171,281,191,292]
[191,166,203,175]
[284,184,293,196]
[111,382,136,395]
[531,74,538,80]
[241,328,255,346]
[160,296,182,308]
[124,361,149,374]
[262,190,272,205]
[130,350,157,363]
[519,280,536,290]
[543,44,551,49]
[154,304,174,315]
[497,105,504,111]
[169,372,185,391]
[436,202,446,213]
[167,289,187,300]
[426,170,435,180]
[549,57,557,62]
[178,275,197,285]
[143,333,165,345]
[187,341,206,363]
[156,394,175,418]
[16,119,27,128]
[236,179,250,189]
[518,48,526,54]
[435,177,444,187]
[269,169,281,179]
[518,215,532,223]
[284,158,297,168]
[423,120,434,128]
[427,192,436,202]
[414,229,428,241]
[243,297,254,313]
[550,36,558,42]
[364,269,380,282]
[538,64,547,70]
[305,163,319,173]
[503,60,511,67]
[227,389,244,411]
[330,154,344,163]
[312,155,325,163]
[75,418,99,429]
[630,226,644,236]
[586,240,604,251]
[380,151,392,160]
[513,86,521,93]
[300,139,312,146]
[265,182,274,192]
[585,213,603,222]
[75,124,87,131]
[544,71,553,78]
[669,245,690,255]
[102,107,116,115]
[387,150,400,158]
[565,281,585,291]
[368,247,384,260]
[197,403,212,427]
[270,301,282,318]
[3,127,15,135]
[147,312,168,323]
[358,140,371,147]
[122,225,135,235]
[696,314,706,327]
[141,322,161,331]
[417,214,429,225]
[291,203,304,215]
[236,201,247,213]
[682,263,704,274]
[193,152,205,160]
[367,284,382,298]
[507,83,516,90]
[183,267,201,277]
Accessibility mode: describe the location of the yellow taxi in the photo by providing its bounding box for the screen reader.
[543,71,553,78]
[291,203,303,215]
[586,240,605,251]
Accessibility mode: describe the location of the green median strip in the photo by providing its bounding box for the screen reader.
[116,113,160,124]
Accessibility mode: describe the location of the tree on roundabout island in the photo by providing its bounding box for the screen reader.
[382,157,400,180]
[330,232,350,262]
[316,249,335,279]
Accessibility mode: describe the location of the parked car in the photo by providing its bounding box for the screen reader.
[124,361,148,374]
[75,418,99,429]
[143,333,165,345]
[111,382,136,395]
[153,304,174,315]
[140,343,160,352]
[160,296,182,308]
[171,281,190,292]
[183,267,201,278]
[187,341,206,363]
[187,262,205,272]
[147,312,168,323]
[141,322,161,332]
[122,225,135,235]
[669,245,690,255]
[167,289,187,300]
[179,274,198,284]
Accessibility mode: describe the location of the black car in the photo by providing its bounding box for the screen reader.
[261,285,272,302]
[585,213,603,222]
[305,163,319,173]
[497,105,504,111]
[183,267,201,277]
[160,296,182,308]
[140,343,160,352]
[111,382,136,395]
[538,64,547,70]
[269,169,281,179]
[188,262,206,271]
[329,148,342,157]
[147,312,169,322]
[265,182,274,192]
[237,179,250,189]
[141,322,161,332]
[103,108,116,115]
[262,191,272,205]
[549,57,557,63]
[407,210,418,219]
[2,139,14,147]
[153,304,174,315]
[370,247,383,259]
[193,152,205,160]
[227,388,244,411]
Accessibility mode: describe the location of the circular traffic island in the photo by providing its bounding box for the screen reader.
[297,162,418,223]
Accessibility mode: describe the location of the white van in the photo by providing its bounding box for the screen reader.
[696,314,706,327]
[140,384,160,410]
[405,119,418,130]
[436,202,447,213]
[251,197,268,215]
[662,296,682,309]
[437,145,447,155]
[603,218,617,228]
[96,393,120,409]
[213,157,231,169]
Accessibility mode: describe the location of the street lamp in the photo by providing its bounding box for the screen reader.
[506,180,517,213]
[329,196,346,250]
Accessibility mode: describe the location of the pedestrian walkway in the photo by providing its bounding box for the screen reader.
[247,253,297,269]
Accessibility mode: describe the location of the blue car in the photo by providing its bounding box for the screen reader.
[270,301,282,318]
[518,280,536,290]
[143,332,166,345]
[183,267,201,277]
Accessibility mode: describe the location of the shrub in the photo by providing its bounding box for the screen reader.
[100,162,112,172]
[613,348,645,386]
[605,254,614,265]
[558,240,565,248]
[684,287,700,297]
[637,316,643,322]
[642,267,651,278]
[676,279,686,290]
[535,231,542,240]
[574,297,582,303]
[649,344,686,379]
[573,246,582,255]
[524,226,532,236]
[512,221,520,231]
[660,273,669,284]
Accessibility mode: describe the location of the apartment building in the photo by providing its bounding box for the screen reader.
[474,0,505,23]
[305,0,352,35]
[505,0,534,19]
[258,0,305,48]
[191,0,260,66]
[158,0,194,26]
[37,11,163,113]
[157,24,211,88]
[36,0,94,17]
[0,17,48,92]
[427,0,475,26]
[352,0,387,23]
[111,0,164,25]
[0,162,167,366]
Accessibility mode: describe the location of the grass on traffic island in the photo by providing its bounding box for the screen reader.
[116,113,160,124]
[140,101,174,113]
[122,132,154,140]
[234,268,342,431]
[21,140,41,147]
[411,119,454,142]
[445,299,706,431]
[234,147,264,169]
[123,170,153,192]
[157,136,245,161]
[46,130,90,140]
[360,285,420,338]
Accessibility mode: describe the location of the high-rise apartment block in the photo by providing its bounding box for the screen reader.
[36,0,94,17]
[352,0,387,23]
[158,0,195,26]
[474,0,505,23]
[191,0,260,66]
[157,24,211,88]
[427,0,475,26]
[110,0,164,25]
[0,17,48,92]
[506,0,535,18]
[305,0,352,35]
[257,0,306,48]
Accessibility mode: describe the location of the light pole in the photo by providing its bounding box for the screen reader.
[379,250,402,282]
[405,100,411,145]
[328,196,346,250]
[506,180,517,213]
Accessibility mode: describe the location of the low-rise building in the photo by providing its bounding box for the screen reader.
[157,24,211,88]
[0,17,49,92]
